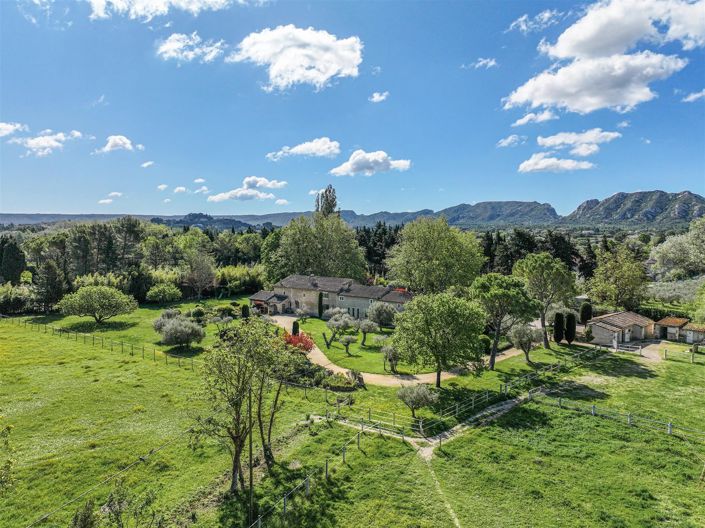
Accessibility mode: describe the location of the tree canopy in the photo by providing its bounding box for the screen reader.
[387,217,484,293]
[469,273,538,369]
[513,252,575,348]
[57,286,138,323]
[391,292,486,387]
[589,245,647,311]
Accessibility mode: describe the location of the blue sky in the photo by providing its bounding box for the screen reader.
[1,0,704,216]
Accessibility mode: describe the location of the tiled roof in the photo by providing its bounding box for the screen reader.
[249,290,288,303]
[684,322,705,332]
[589,311,654,329]
[655,317,690,328]
[274,274,412,302]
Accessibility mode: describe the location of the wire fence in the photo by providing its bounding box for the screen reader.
[529,392,705,444]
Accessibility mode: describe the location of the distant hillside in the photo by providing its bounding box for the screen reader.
[565,191,705,226]
[2,190,702,229]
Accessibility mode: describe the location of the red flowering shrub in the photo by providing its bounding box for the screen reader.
[283,331,314,352]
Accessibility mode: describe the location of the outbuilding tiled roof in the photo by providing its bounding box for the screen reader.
[684,322,705,332]
[249,290,289,303]
[655,317,690,328]
[588,311,654,329]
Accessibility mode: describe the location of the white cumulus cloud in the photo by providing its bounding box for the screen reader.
[194,186,210,194]
[330,149,411,177]
[518,152,595,173]
[511,110,558,127]
[98,198,113,204]
[266,137,340,161]
[9,129,82,157]
[275,198,289,205]
[682,88,705,102]
[174,186,187,193]
[505,51,687,114]
[496,134,527,148]
[537,128,622,156]
[308,189,323,196]
[107,191,123,197]
[207,176,287,202]
[194,177,206,183]
[87,0,240,21]
[0,122,28,137]
[141,161,155,168]
[368,91,389,103]
[163,198,171,203]
[157,32,226,63]
[157,184,168,191]
[95,135,139,154]
[226,24,363,92]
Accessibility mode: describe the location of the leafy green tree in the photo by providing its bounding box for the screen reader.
[553,312,565,343]
[469,273,539,370]
[577,240,598,279]
[146,283,182,304]
[184,253,216,300]
[339,335,357,355]
[391,293,486,387]
[35,259,65,312]
[57,286,138,323]
[103,480,165,527]
[589,245,647,311]
[387,217,484,293]
[513,252,575,349]
[397,384,438,418]
[315,184,338,216]
[650,218,705,279]
[0,239,26,285]
[565,313,577,344]
[508,325,543,365]
[236,233,263,264]
[269,214,367,282]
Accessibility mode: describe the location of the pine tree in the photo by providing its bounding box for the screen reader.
[35,259,65,311]
[0,239,26,285]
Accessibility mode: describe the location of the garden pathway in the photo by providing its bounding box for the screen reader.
[271,315,524,387]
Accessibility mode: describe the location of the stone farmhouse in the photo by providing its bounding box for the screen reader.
[586,311,655,346]
[249,274,412,318]
[654,317,690,341]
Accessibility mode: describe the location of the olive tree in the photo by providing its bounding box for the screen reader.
[513,252,575,349]
[57,286,138,324]
[339,335,357,355]
[391,292,486,388]
[508,325,543,365]
[367,301,397,327]
[358,319,379,346]
[397,384,438,418]
[158,317,205,349]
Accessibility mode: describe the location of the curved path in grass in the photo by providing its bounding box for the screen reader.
[271,315,523,387]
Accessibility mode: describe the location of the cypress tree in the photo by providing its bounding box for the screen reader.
[318,292,323,318]
[565,313,576,345]
[292,320,300,336]
[35,259,65,311]
[241,304,250,319]
[579,302,593,325]
[553,312,565,343]
[0,239,26,285]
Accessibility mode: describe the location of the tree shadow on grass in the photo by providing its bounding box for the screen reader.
[548,381,609,401]
[216,463,344,528]
[165,345,207,358]
[581,355,656,380]
[63,320,139,333]
[493,405,553,431]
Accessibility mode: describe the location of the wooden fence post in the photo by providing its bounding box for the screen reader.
[325,459,329,479]
[305,476,310,497]
[667,422,673,435]
[282,495,287,516]
[342,446,346,463]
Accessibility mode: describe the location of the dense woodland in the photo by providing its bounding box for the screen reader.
[0,185,703,325]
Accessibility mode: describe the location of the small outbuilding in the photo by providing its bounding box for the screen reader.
[683,322,705,344]
[587,311,655,346]
[248,290,290,315]
[654,317,690,341]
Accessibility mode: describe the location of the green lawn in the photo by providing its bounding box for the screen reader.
[433,402,705,527]
[15,294,250,356]
[300,318,434,375]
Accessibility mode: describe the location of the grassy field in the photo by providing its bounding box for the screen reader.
[299,318,433,374]
[4,307,705,527]
[14,294,250,356]
[433,403,705,527]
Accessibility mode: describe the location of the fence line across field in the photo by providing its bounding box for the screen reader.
[530,392,705,443]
